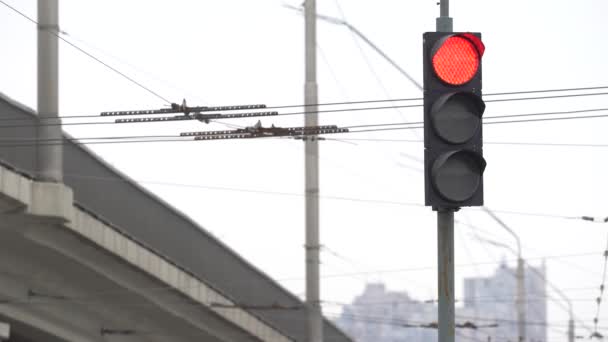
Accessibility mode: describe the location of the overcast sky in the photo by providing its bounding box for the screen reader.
[1,0,608,341]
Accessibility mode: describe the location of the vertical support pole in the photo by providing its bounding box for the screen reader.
[436,2,453,342]
[437,209,455,342]
[436,0,453,32]
[304,1,322,342]
[516,257,526,342]
[568,315,575,342]
[37,0,63,182]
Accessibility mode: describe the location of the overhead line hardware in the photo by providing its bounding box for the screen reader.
[180,121,348,141]
[100,99,267,117]
[114,111,278,124]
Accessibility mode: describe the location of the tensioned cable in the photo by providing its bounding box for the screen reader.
[1,111,608,148]
[342,107,608,129]
[338,138,608,148]
[0,0,172,104]
[96,91,608,118]
[345,112,608,134]
[326,310,603,331]
[3,88,608,124]
[3,104,608,131]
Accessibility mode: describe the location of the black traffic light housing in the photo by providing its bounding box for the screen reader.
[423,32,486,210]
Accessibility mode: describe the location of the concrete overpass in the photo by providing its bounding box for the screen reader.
[0,93,353,342]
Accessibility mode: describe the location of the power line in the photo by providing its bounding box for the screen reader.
[0,0,171,104]
[4,87,603,124]
[326,310,606,331]
[14,106,608,139]
[345,112,608,134]
[329,0,422,139]
[340,138,608,148]
[3,96,608,131]
[94,91,608,118]
[486,85,608,96]
[2,108,608,148]
[342,107,608,129]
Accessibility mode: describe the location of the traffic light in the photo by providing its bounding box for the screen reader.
[423,32,486,209]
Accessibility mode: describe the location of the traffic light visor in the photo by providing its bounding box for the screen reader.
[432,34,484,86]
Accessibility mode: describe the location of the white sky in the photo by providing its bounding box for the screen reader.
[1,0,608,341]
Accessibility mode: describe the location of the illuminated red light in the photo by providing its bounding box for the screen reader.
[432,36,480,86]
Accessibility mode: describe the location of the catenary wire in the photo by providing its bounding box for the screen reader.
[3,87,608,124]
[338,138,608,148]
[2,106,608,135]
[330,0,422,139]
[1,109,607,151]
[2,98,608,131]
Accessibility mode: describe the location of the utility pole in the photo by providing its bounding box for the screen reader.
[436,2,454,342]
[516,257,526,342]
[568,313,575,342]
[437,209,455,342]
[304,0,322,342]
[37,0,62,182]
[483,208,526,342]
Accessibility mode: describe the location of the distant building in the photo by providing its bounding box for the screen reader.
[335,262,547,342]
[463,261,547,342]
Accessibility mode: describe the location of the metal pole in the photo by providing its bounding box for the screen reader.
[304,1,322,342]
[516,257,526,342]
[37,0,63,182]
[437,209,455,342]
[568,315,575,342]
[436,0,453,32]
[436,2,454,342]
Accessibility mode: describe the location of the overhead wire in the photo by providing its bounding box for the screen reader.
[1,94,608,131]
[326,310,606,331]
[340,138,608,149]
[330,0,422,139]
[1,109,608,148]
[1,86,606,124]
